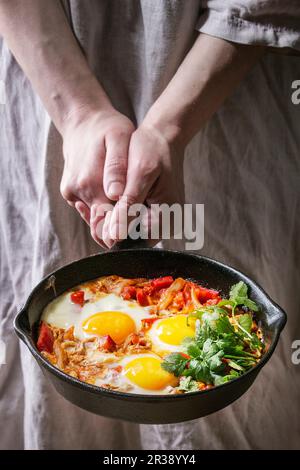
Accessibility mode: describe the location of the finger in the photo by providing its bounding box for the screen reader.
[102,210,115,249]
[108,164,159,242]
[90,202,114,246]
[75,200,91,225]
[103,133,130,201]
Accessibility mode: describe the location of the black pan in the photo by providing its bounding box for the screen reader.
[14,242,286,424]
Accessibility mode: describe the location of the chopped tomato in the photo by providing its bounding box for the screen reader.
[136,288,149,306]
[180,353,191,360]
[70,290,85,307]
[142,283,154,296]
[197,286,220,303]
[141,317,159,328]
[121,286,137,300]
[99,335,116,352]
[151,276,174,291]
[130,333,140,344]
[113,365,123,373]
[37,322,54,353]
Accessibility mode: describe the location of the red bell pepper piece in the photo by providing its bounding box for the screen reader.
[70,290,85,307]
[197,286,220,303]
[37,322,54,353]
[136,288,149,306]
[130,334,140,344]
[141,317,159,328]
[99,335,116,352]
[180,353,191,360]
[121,286,137,300]
[151,276,174,291]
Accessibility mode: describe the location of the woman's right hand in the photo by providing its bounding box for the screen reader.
[60,108,135,247]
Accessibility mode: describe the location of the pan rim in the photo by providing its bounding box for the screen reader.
[14,247,287,402]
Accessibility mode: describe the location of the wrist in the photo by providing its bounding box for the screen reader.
[54,74,115,136]
[142,106,188,150]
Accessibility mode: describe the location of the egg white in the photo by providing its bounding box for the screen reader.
[94,353,177,395]
[41,291,152,340]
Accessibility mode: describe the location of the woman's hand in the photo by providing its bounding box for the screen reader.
[102,34,264,248]
[60,108,135,246]
[102,120,185,247]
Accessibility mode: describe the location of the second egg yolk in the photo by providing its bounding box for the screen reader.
[124,356,178,390]
[156,315,195,345]
[82,311,136,344]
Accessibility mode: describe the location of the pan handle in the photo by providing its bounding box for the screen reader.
[14,306,31,345]
[267,302,287,332]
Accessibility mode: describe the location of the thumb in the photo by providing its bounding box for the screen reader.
[103,134,130,201]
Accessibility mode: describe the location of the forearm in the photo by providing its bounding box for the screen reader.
[144,33,265,147]
[0,0,113,134]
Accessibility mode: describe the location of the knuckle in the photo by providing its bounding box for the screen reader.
[107,125,133,140]
[76,176,90,193]
[60,181,75,202]
[105,156,127,175]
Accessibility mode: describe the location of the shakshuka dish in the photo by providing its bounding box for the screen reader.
[37,275,265,395]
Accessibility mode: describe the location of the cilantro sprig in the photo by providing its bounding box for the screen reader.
[161,281,263,390]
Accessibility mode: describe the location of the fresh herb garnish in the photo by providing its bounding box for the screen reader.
[218,281,259,314]
[178,376,199,392]
[161,281,263,389]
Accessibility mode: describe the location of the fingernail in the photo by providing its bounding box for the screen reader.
[108,182,123,200]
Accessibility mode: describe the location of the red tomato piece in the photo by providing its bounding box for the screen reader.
[70,290,85,307]
[141,317,159,328]
[99,335,116,352]
[37,322,54,353]
[121,286,137,300]
[130,334,140,344]
[197,286,220,303]
[180,353,191,360]
[142,283,154,296]
[151,276,174,291]
[136,288,149,306]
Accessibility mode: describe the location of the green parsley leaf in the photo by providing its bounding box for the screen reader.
[161,353,188,377]
[214,370,240,386]
[238,313,252,333]
[178,376,199,393]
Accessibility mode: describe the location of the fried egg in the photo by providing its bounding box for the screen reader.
[147,314,196,356]
[95,353,178,394]
[41,291,152,344]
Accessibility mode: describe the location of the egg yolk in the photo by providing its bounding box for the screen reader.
[124,356,178,391]
[82,311,136,344]
[156,315,195,346]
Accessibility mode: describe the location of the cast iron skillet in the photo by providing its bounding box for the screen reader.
[14,241,286,424]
